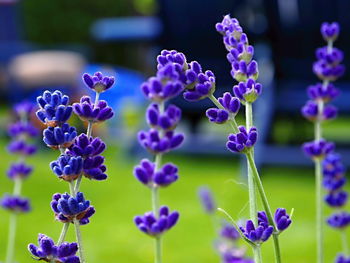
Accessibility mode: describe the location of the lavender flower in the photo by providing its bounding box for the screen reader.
[198,187,216,214]
[73,96,114,123]
[68,134,106,158]
[307,83,340,102]
[0,195,31,213]
[239,211,274,243]
[325,191,348,207]
[134,206,179,237]
[82,72,115,93]
[7,140,37,156]
[138,129,184,154]
[50,155,84,181]
[183,61,216,101]
[83,155,107,180]
[220,223,240,241]
[336,254,350,263]
[146,103,181,130]
[28,234,80,263]
[43,123,77,149]
[226,126,258,153]
[8,122,38,138]
[327,212,350,229]
[206,93,241,124]
[274,208,292,232]
[157,49,188,72]
[7,162,33,180]
[301,101,337,121]
[51,192,95,225]
[36,90,73,127]
[323,153,346,177]
[233,79,262,103]
[321,22,340,41]
[14,101,35,117]
[302,139,334,160]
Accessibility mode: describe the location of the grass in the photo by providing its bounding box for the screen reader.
[0,139,349,263]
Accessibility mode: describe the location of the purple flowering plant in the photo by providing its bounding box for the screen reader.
[27,71,115,263]
[302,22,349,263]
[143,15,293,263]
[1,101,38,263]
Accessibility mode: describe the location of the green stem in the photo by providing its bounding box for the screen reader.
[13,178,22,196]
[5,213,17,263]
[57,223,70,245]
[154,236,162,263]
[73,218,86,263]
[246,151,282,263]
[254,245,263,263]
[315,158,324,263]
[341,231,349,256]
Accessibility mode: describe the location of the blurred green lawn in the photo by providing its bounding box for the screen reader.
[0,139,349,263]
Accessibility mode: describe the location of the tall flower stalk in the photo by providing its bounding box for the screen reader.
[1,102,38,263]
[28,72,115,263]
[133,51,185,263]
[301,22,345,263]
[143,15,292,263]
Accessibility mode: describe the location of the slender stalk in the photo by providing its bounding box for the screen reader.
[5,213,17,263]
[245,102,258,223]
[254,245,263,263]
[73,218,86,263]
[57,223,70,245]
[246,151,282,263]
[13,178,22,196]
[341,230,349,256]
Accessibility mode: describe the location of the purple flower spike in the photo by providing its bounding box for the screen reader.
[1,194,31,213]
[220,223,240,241]
[43,123,77,150]
[134,206,180,237]
[321,22,340,41]
[7,140,37,156]
[206,108,229,124]
[325,191,348,207]
[316,47,344,66]
[36,90,72,127]
[240,211,274,243]
[274,208,292,232]
[307,83,340,103]
[327,211,350,229]
[14,101,35,117]
[183,61,216,101]
[233,79,262,103]
[218,92,241,114]
[138,129,184,154]
[73,96,114,123]
[336,254,350,263]
[313,60,345,82]
[28,234,80,263]
[82,72,115,93]
[302,139,334,160]
[198,187,216,214]
[146,103,181,131]
[51,192,95,225]
[226,126,258,153]
[68,134,106,157]
[8,122,38,138]
[7,162,33,180]
[50,155,83,182]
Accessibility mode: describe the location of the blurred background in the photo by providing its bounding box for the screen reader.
[0,0,350,262]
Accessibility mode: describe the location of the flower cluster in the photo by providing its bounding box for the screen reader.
[29,72,115,262]
[302,22,348,263]
[240,212,274,244]
[134,51,186,261]
[1,101,38,263]
[28,234,80,263]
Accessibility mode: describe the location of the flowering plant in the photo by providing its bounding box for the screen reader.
[28,71,115,263]
[1,102,38,263]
